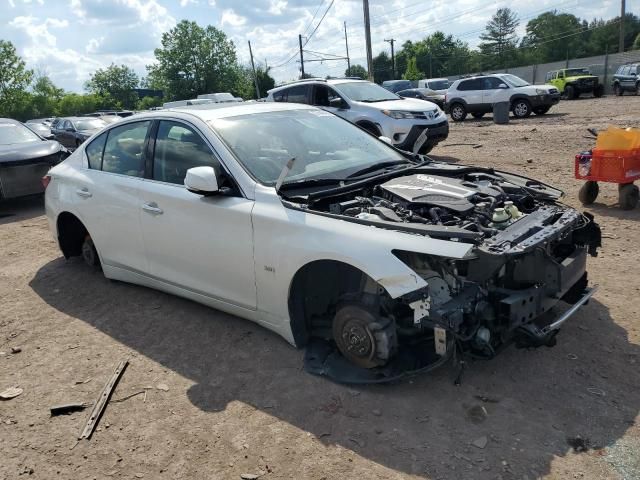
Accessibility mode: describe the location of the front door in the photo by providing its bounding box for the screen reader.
[137,119,257,309]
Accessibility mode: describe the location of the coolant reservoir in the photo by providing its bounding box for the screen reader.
[490,208,510,229]
[504,201,522,219]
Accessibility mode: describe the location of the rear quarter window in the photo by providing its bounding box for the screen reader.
[86,132,107,169]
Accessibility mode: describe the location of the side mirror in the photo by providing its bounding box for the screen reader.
[185,166,219,195]
[378,136,393,145]
[329,97,348,109]
[498,83,508,89]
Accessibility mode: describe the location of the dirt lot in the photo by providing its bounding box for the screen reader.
[1,96,639,480]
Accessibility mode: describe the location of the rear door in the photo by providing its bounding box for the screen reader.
[457,78,484,109]
[137,119,257,309]
[72,120,152,273]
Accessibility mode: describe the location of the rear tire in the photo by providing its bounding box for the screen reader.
[533,106,551,115]
[578,181,599,205]
[450,103,467,122]
[594,84,604,98]
[81,235,100,268]
[471,112,485,119]
[619,183,639,210]
[512,99,532,118]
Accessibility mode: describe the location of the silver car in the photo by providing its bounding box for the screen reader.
[266,78,449,154]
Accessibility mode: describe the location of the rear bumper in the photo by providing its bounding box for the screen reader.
[0,162,53,199]
[396,121,449,150]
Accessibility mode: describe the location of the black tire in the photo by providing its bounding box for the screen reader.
[449,103,467,122]
[618,183,639,210]
[578,181,599,205]
[594,84,604,98]
[533,106,551,115]
[81,235,101,268]
[636,82,640,96]
[471,112,485,119]
[565,85,576,100]
[332,303,396,369]
[614,83,623,96]
[512,99,532,118]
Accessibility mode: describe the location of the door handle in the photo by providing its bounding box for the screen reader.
[142,202,163,215]
[76,188,92,198]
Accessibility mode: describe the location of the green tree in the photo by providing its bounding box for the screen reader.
[255,66,275,97]
[137,95,163,110]
[372,51,393,84]
[0,40,33,117]
[634,32,640,50]
[147,20,241,101]
[86,63,139,109]
[479,8,519,69]
[402,57,422,81]
[31,72,64,117]
[345,64,367,78]
[585,14,640,55]
[521,11,586,63]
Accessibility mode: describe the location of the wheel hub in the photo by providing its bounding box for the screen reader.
[341,320,375,359]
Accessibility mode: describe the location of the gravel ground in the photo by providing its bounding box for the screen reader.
[1,95,639,480]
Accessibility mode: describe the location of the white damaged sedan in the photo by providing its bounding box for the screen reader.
[44,102,601,382]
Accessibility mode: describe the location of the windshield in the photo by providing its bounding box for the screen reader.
[335,82,399,102]
[0,122,42,145]
[501,74,530,87]
[427,80,449,90]
[210,109,407,186]
[75,119,107,131]
[565,68,590,76]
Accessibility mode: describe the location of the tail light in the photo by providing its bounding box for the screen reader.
[42,175,52,190]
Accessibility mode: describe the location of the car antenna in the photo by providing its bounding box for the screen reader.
[275,157,296,195]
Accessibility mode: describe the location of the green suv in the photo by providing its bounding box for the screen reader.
[545,68,604,99]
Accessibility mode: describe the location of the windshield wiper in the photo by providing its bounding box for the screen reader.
[359,98,397,103]
[345,160,410,179]
[279,177,344,190]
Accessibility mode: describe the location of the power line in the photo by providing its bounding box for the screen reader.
[303,0,335,48]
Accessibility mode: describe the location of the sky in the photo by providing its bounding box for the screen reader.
[3,0,626,93]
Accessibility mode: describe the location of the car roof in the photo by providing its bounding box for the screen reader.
[159,101,318,120]
[268,78,371,94]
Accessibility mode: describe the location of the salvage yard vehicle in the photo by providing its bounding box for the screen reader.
[0,118,68,200]
[445,74,560,121]
[52,117,108,149]
[44,103,601,381]
[611,63,640,96]
[545,68,604,99]
[267,78,448,154]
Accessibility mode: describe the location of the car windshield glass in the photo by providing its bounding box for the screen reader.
[210,109,407,186]
[335,82,399,102]
[501,74,529,87]
[0,122,41,145]
[75,119,107,131]
[427,80,449,90]
[565,68,590,76]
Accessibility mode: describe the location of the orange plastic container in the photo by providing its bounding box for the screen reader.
[575,148,640,183]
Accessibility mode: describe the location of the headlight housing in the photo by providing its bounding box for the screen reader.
[535,88,547,95]
[382,110,421,119]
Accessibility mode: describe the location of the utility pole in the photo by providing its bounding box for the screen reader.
[247,40,260,99]
[298,34,305,78]
[384,38,396,78]
[344,21,351,77]
[619,0,626,53]
[362,0,374,81]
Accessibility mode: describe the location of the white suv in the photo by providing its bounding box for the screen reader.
[445,74,560,121]
[266,78,448,154]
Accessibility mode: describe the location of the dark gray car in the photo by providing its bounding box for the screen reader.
[52,117,107,149]
[612,63,639,96]
[0,119,68,199]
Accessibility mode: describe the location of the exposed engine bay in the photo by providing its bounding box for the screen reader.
[283,163,602,383]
